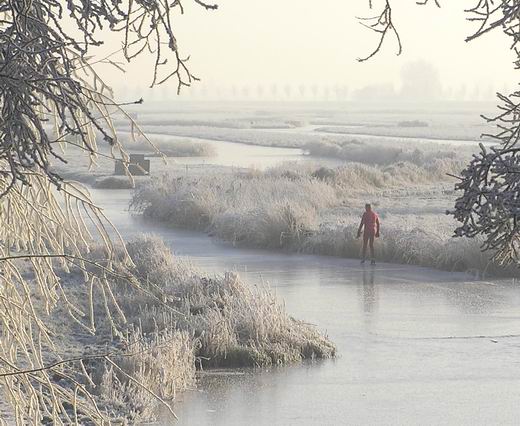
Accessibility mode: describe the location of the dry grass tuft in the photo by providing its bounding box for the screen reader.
[124,235,336,367]
[94,176,136,189]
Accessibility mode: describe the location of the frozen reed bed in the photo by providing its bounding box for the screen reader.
[118,134,217,158]
[304,139,470,167]
[315,123,487,141]
[131,162,514,276]
[42,235,334,423]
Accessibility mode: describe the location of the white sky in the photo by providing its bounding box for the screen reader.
[95,1,518,99]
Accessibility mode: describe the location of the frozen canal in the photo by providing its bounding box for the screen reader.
[90,188,520,426]
[84,130,520,425]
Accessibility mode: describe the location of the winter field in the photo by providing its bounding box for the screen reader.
[30,101,520,424]
[7,1,520,424]
[117,100,497,146]
[109,101,512,278]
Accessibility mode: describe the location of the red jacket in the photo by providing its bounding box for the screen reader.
[361,211,380,235]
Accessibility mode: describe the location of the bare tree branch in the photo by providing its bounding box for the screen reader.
[0,0,218,423]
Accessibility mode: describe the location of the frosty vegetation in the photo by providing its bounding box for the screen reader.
[132,160,514,277]
[49,235,334,422]
[361,0,520,265]
[304,139,465,167]
[315,125,487,142]
[0,1,337,423]
[3,0,520,423]
[119,134,217,158]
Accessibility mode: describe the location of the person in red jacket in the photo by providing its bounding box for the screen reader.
[357,203,380,265]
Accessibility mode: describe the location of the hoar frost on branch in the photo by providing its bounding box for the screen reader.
[0,0,216,423]
[361,0,520,265]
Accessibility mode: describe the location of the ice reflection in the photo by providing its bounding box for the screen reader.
[361,268,377,315]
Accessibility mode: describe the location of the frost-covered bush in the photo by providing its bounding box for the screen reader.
[305,139,464,167]
[132,170,338,242]
[64,235,335,422]
[123,235,336,366]
[94,176,135,189]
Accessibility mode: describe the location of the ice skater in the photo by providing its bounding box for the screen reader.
[357,203,380,265]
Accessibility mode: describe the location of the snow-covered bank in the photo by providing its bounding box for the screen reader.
[131,163,513,277]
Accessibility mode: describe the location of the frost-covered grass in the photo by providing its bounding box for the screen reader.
[304,217,506,277]
[40,235,335,423]
[130,163,513,277]
[124,236,335,366]
[115,115,307,130]
[304,139,467,167]
[123,124,313,148]
[117,101,496,149]
[131,167,337,245]
[94,176,135,189]
[119,134,217,157]
[316,124,488,142]
[151,140,216,158]
[131,161,461,231]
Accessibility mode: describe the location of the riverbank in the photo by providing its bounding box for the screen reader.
[81,184,520,426]
[4,235,334,423]
[131,162,513,277]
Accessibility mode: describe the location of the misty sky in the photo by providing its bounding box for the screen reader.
[97,1,518,99]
